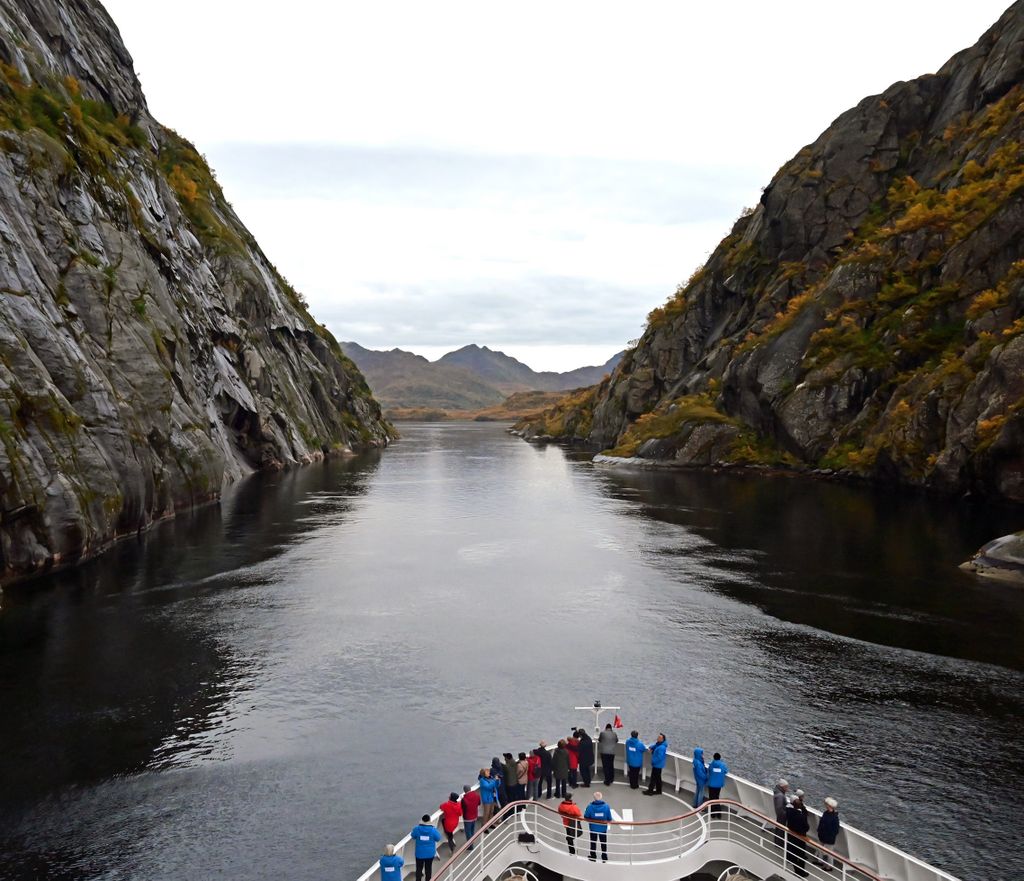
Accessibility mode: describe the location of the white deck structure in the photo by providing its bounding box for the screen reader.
[356,739,960,881]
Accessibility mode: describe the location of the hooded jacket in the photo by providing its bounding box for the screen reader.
[566,738,580,770]
[577,731,595,767]
[649,739,669,769]
[461,789,480,821]
[692,748,708,786]
[584,798,613,832]
[411,823,442,859]
[379,854,404,878]
[707,757,728,788]
[786,803,810,836]
[504,757,520,790]
[559,798,583,831]
[817,809,840,845]
[439,800,461,834]
[598,728,618,756]
[478,775,500,805]
[625,736,647,768]
[538,746,553,773]
[552,747,571,779]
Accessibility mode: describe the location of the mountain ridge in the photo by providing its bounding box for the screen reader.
[341,341,622,413]
[517,1,1024,503]
[0,0,391,582]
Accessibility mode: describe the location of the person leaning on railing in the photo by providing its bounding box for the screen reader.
[598,723,618,786]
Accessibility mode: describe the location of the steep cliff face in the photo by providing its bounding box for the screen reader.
[524,1,1024,502]
[0,0,392,582]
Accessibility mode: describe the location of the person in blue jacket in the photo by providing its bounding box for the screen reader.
[624,730,647,789]
[643,733,669,796]
[379,844,404,880]
[478,768,501,828]
[410,814,442,881]
[706,752,729,816]
[692,747,709,807]
[584,791,613,862]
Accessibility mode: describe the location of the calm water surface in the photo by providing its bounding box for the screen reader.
[1,423,1023,880]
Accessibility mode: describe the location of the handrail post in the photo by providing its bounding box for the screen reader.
[629,819,633,865]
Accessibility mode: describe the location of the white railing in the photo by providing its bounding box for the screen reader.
[434,799,882,881]
[355,740,962,881]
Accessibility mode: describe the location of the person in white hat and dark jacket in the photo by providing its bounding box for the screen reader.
[816,797,841,871]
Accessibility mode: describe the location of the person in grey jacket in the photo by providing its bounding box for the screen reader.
[598,724,618,786]
[773,778,790,847]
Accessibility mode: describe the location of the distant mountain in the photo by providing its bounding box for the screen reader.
[340,342,622,414]
[437,345,623,394]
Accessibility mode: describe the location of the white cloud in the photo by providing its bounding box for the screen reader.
[101,0,1011,370]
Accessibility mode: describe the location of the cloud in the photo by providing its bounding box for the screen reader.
[207,145,754,364]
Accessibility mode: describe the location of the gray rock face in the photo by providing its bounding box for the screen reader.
[0,0,391,582]
[563,1,1024,502]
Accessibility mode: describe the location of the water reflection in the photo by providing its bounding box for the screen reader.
[594,467,1024,669]
[0,453,380,879]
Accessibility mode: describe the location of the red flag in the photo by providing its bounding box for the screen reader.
[613,714,623,729]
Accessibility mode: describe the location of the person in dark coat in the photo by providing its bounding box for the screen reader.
[490,757,506,806]
[816,796,841,871]
[772,778,790,848]
[577,729,595,787]
[503,753,520,804]
[785,795,811,877]
[537,741,554,799]
[552,739,571,798]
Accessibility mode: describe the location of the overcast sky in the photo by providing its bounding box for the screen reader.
[105,0,1010,370]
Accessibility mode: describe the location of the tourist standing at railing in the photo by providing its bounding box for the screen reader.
[537,742,554,799]
[577,728,595,787]
[707,752,729,816]
[584,792,612,863]
[598,723,618,786]
[527,750,541,800]
[439,793,462,852]
[566,731,580,788]
[378,844,404,880]
[536,743,553,799]
[461,784,480,849]
[552,739,571,798]
[410,815,443,881]
[558,791,583,855]
[785,795,811,878]
[692,747,708,807]
[478,768,500,827]
[643,733,669,795]
[815,797,841,871]
[625,730,647,789]
[515,752,530,803]
[490,757,506,806]
[773,778,790,848]
[503,753,519,804]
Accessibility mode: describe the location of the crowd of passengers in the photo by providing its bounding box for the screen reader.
[379,725,842,881]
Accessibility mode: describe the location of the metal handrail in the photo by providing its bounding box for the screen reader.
[433,798,886,881]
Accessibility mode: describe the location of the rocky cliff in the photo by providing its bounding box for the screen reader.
[0,0,392,583]
[520,1,1024,502]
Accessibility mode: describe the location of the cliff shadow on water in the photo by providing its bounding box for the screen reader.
[0,452,381,877]
[587,462,1024,670]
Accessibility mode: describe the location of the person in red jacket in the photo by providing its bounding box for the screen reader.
[439,793,461,852]
[460,785,480,850]
[567,731,581,788]
[527,750,542,800]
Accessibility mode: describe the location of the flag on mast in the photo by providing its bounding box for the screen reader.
[613,714,623,729]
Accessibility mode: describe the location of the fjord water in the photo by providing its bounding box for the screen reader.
[1,424,1022,881]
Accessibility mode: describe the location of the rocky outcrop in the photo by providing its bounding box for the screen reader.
[521,1,1024,503]
[0,0,392,583]
[962,531,1024,582]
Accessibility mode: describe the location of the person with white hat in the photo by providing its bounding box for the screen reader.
[816,796,841,871]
